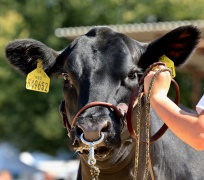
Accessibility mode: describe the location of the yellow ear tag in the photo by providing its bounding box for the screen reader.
[26,59,50,93]
[159,55,176,78]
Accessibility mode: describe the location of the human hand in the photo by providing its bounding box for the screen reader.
[144,65,171,98]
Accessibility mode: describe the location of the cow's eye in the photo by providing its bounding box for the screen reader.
[62,73,73,88]
[62,73,69,80]
[128,72,137,80]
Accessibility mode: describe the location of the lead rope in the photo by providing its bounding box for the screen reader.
[90,160,100,180]
[133,85,143,179]
[133,67,171,180]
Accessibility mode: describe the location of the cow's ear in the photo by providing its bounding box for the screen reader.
[138,25,201,70]
[5,39,61,76]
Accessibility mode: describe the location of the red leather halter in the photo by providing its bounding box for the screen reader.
[71,102,126,127]
[59,101,126,137]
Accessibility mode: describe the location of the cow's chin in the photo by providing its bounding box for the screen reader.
[76,146,113,160]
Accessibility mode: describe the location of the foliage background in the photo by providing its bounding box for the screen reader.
[0,0,204,155]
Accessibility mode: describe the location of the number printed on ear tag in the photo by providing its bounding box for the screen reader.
[159,55,176,78]
[26,59,50,93]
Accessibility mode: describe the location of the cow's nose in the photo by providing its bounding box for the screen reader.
[76,119,109,142]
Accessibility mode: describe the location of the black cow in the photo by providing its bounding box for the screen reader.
[5,25,204,180]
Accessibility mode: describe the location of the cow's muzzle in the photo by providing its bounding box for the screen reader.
[59,101,128,141]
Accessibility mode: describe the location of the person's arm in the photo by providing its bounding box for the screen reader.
[144,66,204,151]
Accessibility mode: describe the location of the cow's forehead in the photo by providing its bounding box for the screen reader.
[65,27,143,78]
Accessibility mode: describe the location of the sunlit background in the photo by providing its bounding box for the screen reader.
[1,0,204,179]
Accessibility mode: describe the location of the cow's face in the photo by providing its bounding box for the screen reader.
[5,26,200,162]
[59,27,145,158]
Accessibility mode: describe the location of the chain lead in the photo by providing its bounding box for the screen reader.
[88,142,96,165]
[80,133,105,180]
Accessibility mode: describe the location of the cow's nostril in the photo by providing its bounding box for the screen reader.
[76,126,83,136]
[75,120,110,141]
[101,123,109,133]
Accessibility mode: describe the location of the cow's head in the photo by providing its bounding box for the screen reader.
[5,26,200,163]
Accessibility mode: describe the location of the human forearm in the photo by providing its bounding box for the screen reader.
[144,65,204,150]
[150,94,204,150]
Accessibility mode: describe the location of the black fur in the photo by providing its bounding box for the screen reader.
[5,39,59,75]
